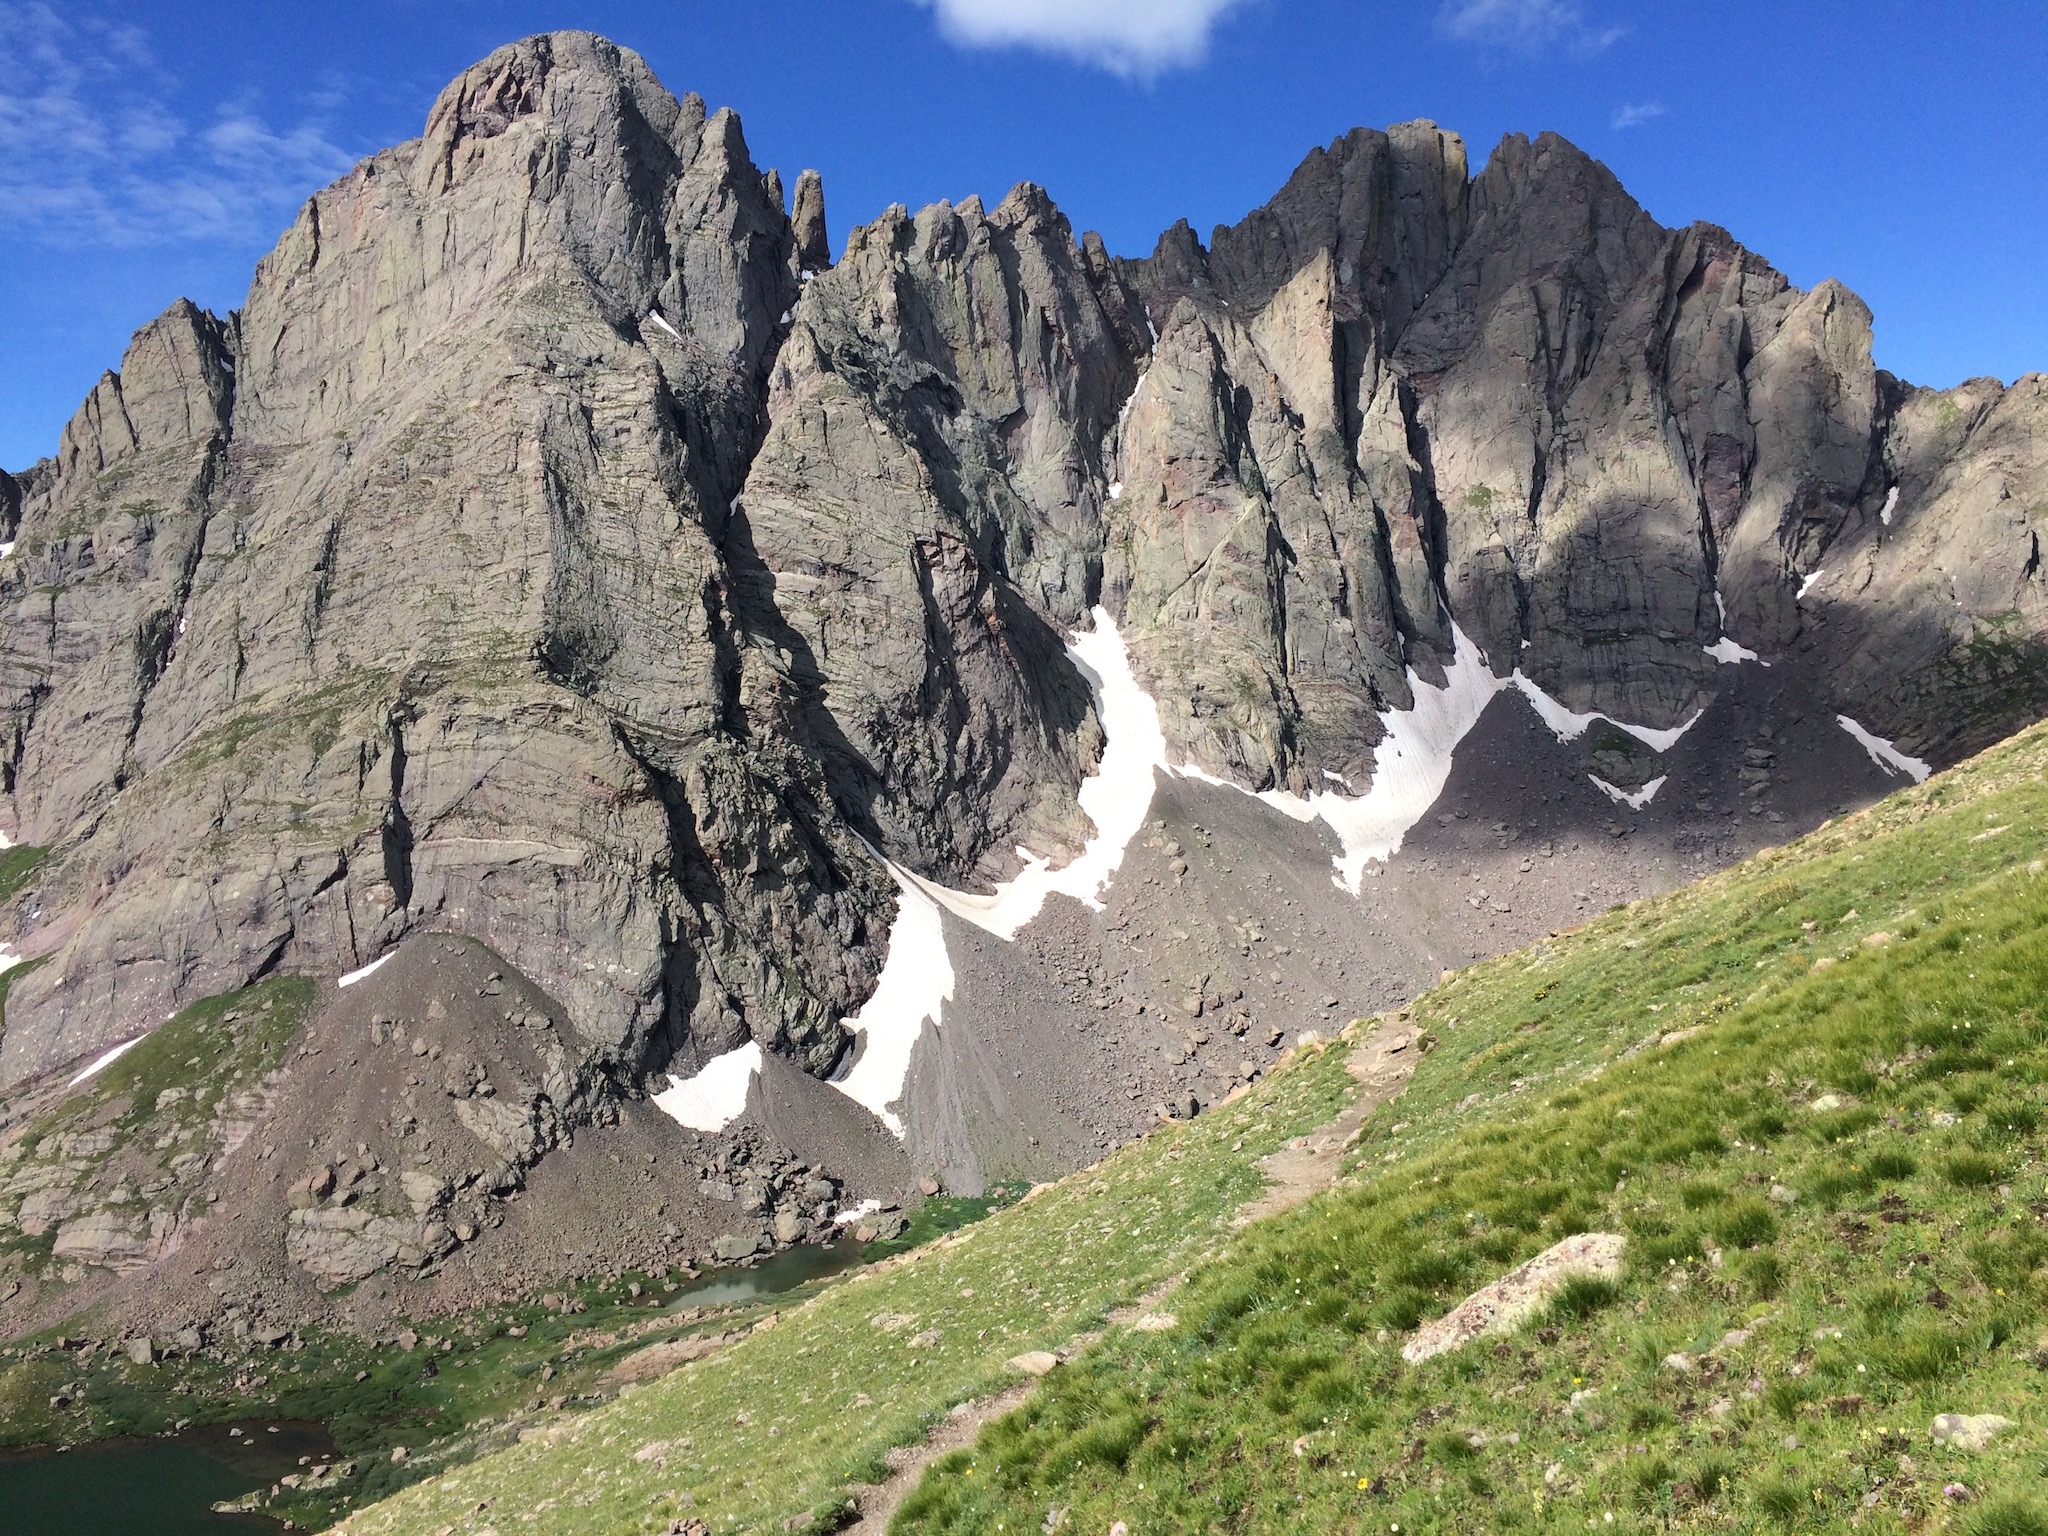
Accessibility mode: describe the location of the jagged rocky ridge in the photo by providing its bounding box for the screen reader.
[3,27,2045,1131]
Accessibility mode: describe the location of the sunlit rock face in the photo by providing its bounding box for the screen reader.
[3,30,2043,1123]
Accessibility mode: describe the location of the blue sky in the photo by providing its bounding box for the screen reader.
[3,0,2044,469]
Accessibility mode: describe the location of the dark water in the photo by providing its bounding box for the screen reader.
[0,1421,329,1534]
[668,1238,873,1309]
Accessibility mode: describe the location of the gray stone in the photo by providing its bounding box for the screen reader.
[1932,1413,2014,1453]
[790,169,830,274]
[712,1230,766,1262]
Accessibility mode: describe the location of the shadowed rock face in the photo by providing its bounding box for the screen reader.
[2,32,2044,1097]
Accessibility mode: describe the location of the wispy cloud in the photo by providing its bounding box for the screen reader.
[0,2,357,249]
[911,0,1247,78]
[1438,0,1624,54]
[1611,101,1666,130]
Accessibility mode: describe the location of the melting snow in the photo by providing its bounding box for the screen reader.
[1589,774,1667,810]
[825,606,1163,1135]
[653,1041,764,1133]
[833,1198,883,1227]
[1880,486,1899,526]
[338,953,393,988]
[1836,715,1931,784]
[646,310,683,343]
[829,872,953,1135]
[910,609,1167,941]
[1509,673,1599,742]
[1704,636,1760,665]
[1190,625,1510,892]
[818,608,1702,1136]
[1178,629,1700,890]
[1509,672,1703,752]
[1797,569,1826,600]
[69,1034,148,1087]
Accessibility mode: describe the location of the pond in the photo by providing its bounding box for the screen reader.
[664,1188,1028,1311]
[667,1237,874,1309]
[0,1420,330,1534]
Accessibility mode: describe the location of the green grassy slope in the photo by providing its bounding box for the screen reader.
[896,725,2048,1534]
[333,1028,1356,1536]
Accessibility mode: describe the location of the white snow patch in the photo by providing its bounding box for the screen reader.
[1509,672,1599,742]
[0,945,20,974]
[69,1034,148,1087]
[1322,769,1353,789]
[646,310,683,343]
[1608,709,1703,753]
[779,309,792,324]
[826,606,1165,1135]
[1797,569,1826,600]
[1107,481,1124,501]
[911,608,1167,941]
[1509,671,1704,751]
[833,1198,883,1227]
[653,1041,764,1134]
[1836,715,1931,784]
[1880,486,1899,526]
[337,953,393,988]
[1715,590,1727,626]
[0,827,11,850]
[0,541,15,560]
[1190,624,1512,892]
[830,872,953,1136]
[1589,774,1667,810]
[1704,636,1760,665]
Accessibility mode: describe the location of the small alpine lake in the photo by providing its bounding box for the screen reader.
[0,1420,330,1534]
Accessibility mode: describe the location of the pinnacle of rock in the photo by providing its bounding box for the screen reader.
[792,168,830,273]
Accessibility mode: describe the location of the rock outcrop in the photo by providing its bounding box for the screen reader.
[2,31,2044,1120]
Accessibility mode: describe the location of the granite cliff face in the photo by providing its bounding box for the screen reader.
[3,29,2046,1130]
[0,34,895,1096]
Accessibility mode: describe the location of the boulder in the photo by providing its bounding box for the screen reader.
[1402,1233,1626,1363]
[1932,1414,2014,1453]
[712,1231,767,1262]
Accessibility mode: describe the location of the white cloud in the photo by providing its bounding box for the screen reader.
[0,2,357,248]
[1439,0,1624,53]
[1611,101,1666,130]
[913,0,1247,77]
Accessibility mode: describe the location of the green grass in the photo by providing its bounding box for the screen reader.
[891,720,2048,1534]
[0,844,49,906]
[0,845,51,1052]
[1,977,319,1313]
[330,1033,1357,1536]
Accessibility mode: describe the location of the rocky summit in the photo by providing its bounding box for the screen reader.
[2,31,2045,1333]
